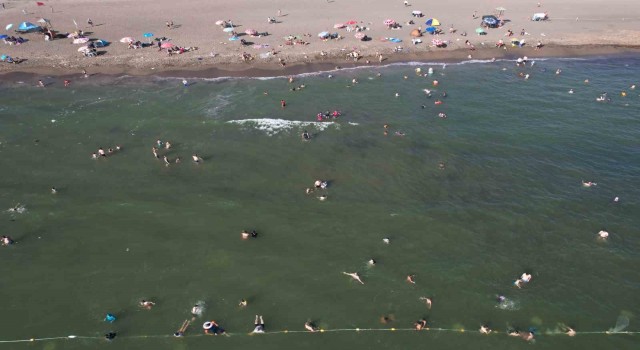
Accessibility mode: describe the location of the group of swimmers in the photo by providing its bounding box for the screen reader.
[316,110,341,121]
[149,139,203,165]
[91,145,121,159]
[305,180,328,200]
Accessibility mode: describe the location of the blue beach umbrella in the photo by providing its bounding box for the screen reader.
[0,34,8,39]
[426,26,436,33]
[1,55,7,61]
[425,18,440,26]
[143,32,153,43]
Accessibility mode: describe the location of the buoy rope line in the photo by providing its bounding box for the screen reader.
[0,327,636,344]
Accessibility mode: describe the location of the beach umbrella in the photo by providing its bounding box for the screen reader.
[345,20,358,25]
[318,31,329,38]
[18,22,41,32]
[223,27,234,33]
[95,39,109,47]
[228,36,239,41]
[425,18,440,26]
[426,26,436,33]
[354,32,365,40]
[383,19,395,26]
[5,24,12,31]
[160,42,174,48]
[0,55,7,61]
[245,29,257,35]
[334,23,345,29]
[143,32,153,43]
[215,20,225,26]
[120,37,135,43]
[475,27,486,34]
[0,34,8,39]
[410,29,422,37]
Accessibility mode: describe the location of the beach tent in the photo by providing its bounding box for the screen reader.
[425,26,436,34]
[16,22,41,33]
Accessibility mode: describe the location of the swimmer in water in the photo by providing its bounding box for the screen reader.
[564,326,576,337]
[419,296,432,309]
[152,147,159,159]
[252,315,265,333]
[302,130,311,141]
[380,315,393,324]
[613,196,619,202]
[92,153,98,159]
[191,304,203,318]
[104,332,117,341]
[305,187,314,194]
[241,230,250,240]
[395,92,399,97]
[139,300,156,310]
[314,180,323,188]
[165,141,171,150]
[51,187,57,194]
[163,156,170,166]
[497,295,506,303]
[342,272,365,284]
[239,299,248,307]
[438,113,447,119]
[192,154,202,163]
[414,319,427,330]
[304,321,318,332]
[382,238,390,244]
[406,274,416,284]
[438,162,446,170]
[598,230,609,239]
[318,195,327,201]
[582,180,596,187]
[480,325,492,334]
[367,259,376,266]
[174,319,190,337]
[175,157,181,164]
[569,89,574,94]
[98,147,106,157]
[556,69,562,75]
[1,235,14,246]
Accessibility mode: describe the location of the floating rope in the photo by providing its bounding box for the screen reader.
[0,327,636,344]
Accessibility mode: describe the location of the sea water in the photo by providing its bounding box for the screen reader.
[0,56,638,350]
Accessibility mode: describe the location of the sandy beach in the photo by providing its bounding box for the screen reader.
[0,0,639,77]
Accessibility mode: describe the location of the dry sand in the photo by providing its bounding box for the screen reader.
[0,0,639,77]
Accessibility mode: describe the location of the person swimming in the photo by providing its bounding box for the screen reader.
[382,238,390,244]
[368,259,376,266]
[152,147,159,159]
[139,300,155,309]
[252,315,265,333]
[582,180,597,187]
[239,299,248,307]
[302,130,311,141]
[419,296,432,309]
[1,235,14,246]
[104,332,117,341]
[98,147,106,157]
[305,187,314,194]
[51,187,57,194]
[192,154,202,163]
[163,156,170,166]
[598,230,609,239]
[342,272,365,284]
[318,195,328,201]
[414,319,427,330]
[174,319,190,337]
[480,325,492,334]
[304,321,318,332]
[191,304,203,318]
[406,274,416,284]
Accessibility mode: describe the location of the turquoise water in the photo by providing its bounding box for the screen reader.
[0,56,639,350]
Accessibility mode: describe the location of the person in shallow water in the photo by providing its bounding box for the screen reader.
[139,300,155,309]
[301,130,310,141]
[104,332,116,341]
[203,320,225,335]
[414,319,427,330]
[174,319,190,337]
[252,315,265,333]
[1,235,14,246]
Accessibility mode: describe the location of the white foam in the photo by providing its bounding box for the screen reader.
[227,118,338,136]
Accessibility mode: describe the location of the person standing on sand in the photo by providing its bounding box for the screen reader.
[87,18,93,27]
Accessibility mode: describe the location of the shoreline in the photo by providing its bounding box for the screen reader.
[1,44,639,81]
